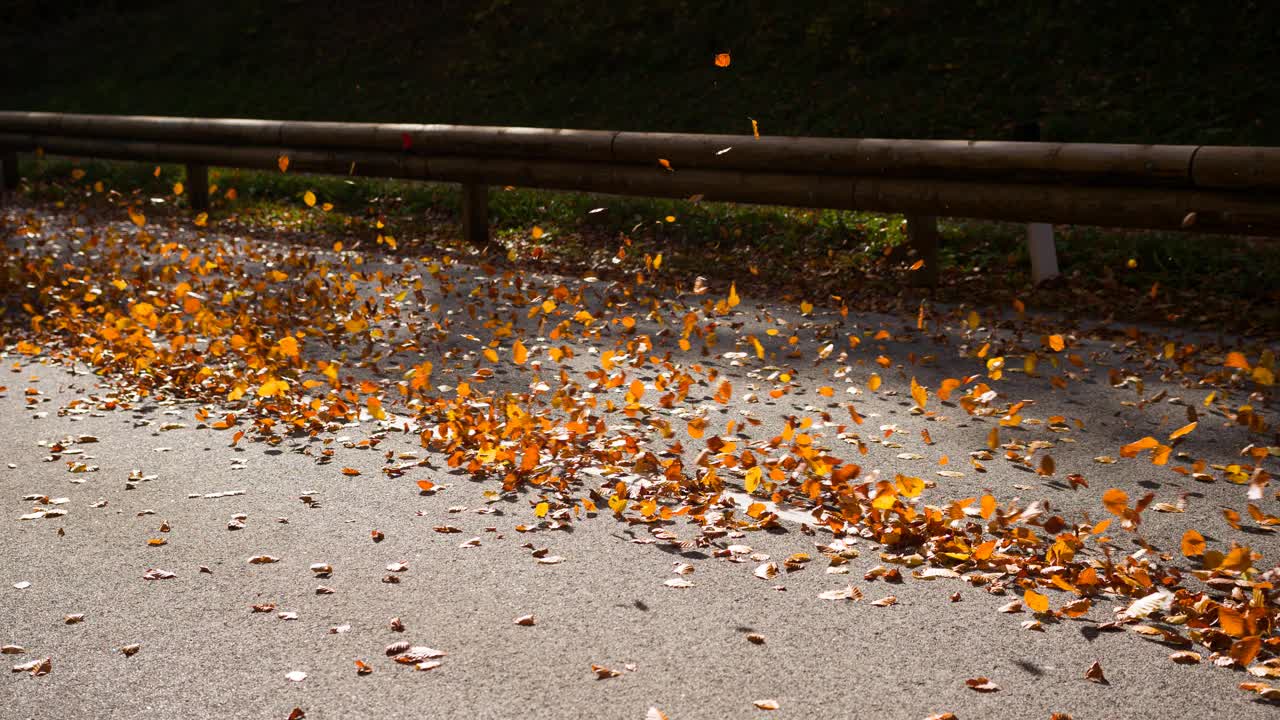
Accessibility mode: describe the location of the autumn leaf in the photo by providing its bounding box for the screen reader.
[303,191,316,207]
[1024,588,1049,613]
[1102,488,1128,515]
[910,377,927,410]
[714,52,731,67]
[1181,529,1205,557]
[965,677,1000,692]
[753,700,780,711]
[278,154,290,173]
[1085,660,1107,684]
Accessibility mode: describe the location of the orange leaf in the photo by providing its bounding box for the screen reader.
[512,340,528,365]
[1120,436,1159,458]
[910,377,927,410]
[1047,334,1065,352]
[278,154,290,173]
[341,467,361,476]
[1180,529,1205,557]
[1102,488,1129,515]
[1224,352,1250,370]
[714,53,731,68]
[1024,588,1049,613]
[1169,421,1197,440]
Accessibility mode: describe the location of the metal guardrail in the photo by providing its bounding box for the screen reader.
[1,112,1278,282]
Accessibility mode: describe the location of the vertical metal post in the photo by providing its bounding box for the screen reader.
[186,163,210,213]
[461,183,489,245]
[906,214,939,286]
[1,150,19,201]
[1026,222,1059,283]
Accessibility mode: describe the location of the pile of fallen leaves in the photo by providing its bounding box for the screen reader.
[2,187,1279,706]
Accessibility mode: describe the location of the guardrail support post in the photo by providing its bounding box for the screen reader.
[186,163,209,213]
[906,214,939,286]
[461,183,490,245]
[1,150,19,200]
[1026,222,1059,283]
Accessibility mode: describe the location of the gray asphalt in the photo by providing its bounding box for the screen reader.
[2,202,1279,719]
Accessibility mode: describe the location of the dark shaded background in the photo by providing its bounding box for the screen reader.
[2,0,1276,143]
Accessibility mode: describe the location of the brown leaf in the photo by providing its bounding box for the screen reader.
[753,699,781,710]
[514,614,536,626]
[965,677,1000,692]
[1084,660,1107,684]
[592,664,621,679]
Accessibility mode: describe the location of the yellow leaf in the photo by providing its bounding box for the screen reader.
[304,191,316,207]
[173,182,184,195]
[868,373,882,392]
[257,378,286,398]
[278,154,290,173]
[1169,421,1197,440]
[895,475,924,498]
[727,282,740,308]
[714,52,731,67]
[128,207,146,228]
[910,377,927,409]
[534,502,549,518]
[531,226,544,239]
[744,466,763,494]
[193,212,208,227]
[750,118,760,138]
[664,215,676,223]
[1047,334,1065,352]
[321,202,333,212]
[608,494,627,514]
[483,348,499,363]
[513,340,528,365]
[800,301,813,315]
[277,336,300,358]
[1024,589,1049,613]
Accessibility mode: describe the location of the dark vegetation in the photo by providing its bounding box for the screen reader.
[4,1,1279,336]
[3,1,1277,144]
